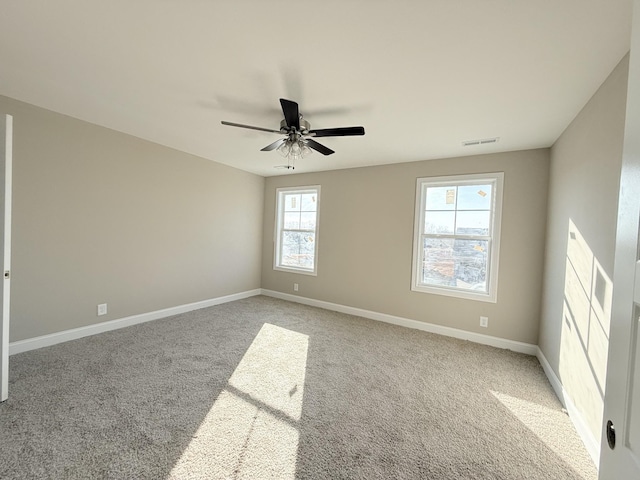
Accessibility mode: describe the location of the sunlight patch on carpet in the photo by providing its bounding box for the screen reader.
[169,323,308,479]
[490,390,594,477]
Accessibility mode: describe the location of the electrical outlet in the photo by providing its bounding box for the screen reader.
[97,303,107,316]
[480,316,488,328]
[294,283,299,292]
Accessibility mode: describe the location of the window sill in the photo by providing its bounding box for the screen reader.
[274,266,318,276]
[411,284,497,303]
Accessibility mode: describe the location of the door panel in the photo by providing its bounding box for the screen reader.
[599,1,640,477]
[627,307,640,456]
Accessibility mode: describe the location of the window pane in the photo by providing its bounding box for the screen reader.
[298,232,316,256]
[457,184,492,210]
[300,211,316,230]
[300,193,317,212]
[452,239,488,292]
[455,211,490,236]
[284,194,302,212]
[283,212,300,229]
[424,211,455,234]
[422,237,488,292]
[422,237,456,287]
[281,231,301,266]
[425,186,456,210]
[282,231,315,269]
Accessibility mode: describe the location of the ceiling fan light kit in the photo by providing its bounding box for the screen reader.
[221,98,365,170]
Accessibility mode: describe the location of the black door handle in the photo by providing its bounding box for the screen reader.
[606,420,616,449]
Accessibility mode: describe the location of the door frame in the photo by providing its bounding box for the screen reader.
[1,114,12,402]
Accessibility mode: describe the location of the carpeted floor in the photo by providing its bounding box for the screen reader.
[0,295,596,479]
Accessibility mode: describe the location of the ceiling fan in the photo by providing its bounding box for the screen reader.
[221,98,365,169]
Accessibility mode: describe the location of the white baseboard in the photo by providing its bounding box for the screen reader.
[9,287,598,467]
[263,289,599,464]
[261,289,538,355]
[536,347,600,466]
[9,289,262,355]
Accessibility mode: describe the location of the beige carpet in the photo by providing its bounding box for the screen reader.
[0,295,596,479]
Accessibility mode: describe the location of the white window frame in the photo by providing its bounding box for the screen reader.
[274,185,321,276]
[411,172,504,303]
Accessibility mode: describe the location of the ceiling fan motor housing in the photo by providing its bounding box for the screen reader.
[280,118,310,134]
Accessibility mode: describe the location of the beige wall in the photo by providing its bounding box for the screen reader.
[539,55,629,445]
[0,95,264,342]
[262,149,549,345]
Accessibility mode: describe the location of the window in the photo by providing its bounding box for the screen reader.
[412,173,504,302]
[274,186,321,275]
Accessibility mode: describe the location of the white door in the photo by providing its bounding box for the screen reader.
[599,1,640,477]
[0,114,12,403]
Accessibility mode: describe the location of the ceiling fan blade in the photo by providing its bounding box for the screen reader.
[308,126,365,137]
[306,139,335,156]
[221,121,281,134]
[261,138,286,152]
[280,99,300,130]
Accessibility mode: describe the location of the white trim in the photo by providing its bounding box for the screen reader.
[8,285,598,466]
[273,265,318,277]
[536,347,600,466]
[274,185,321,276]
[265,289,598,462]
[9,289,262,356]
[411,172,504,304]
[261,289,537,355]
[1,114,12,402]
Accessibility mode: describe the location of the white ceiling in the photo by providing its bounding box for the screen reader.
[0,0,633,176]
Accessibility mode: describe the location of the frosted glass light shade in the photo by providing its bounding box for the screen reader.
[277,141,291,157]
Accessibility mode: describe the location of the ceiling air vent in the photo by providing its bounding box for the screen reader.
[462,137,500,147]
